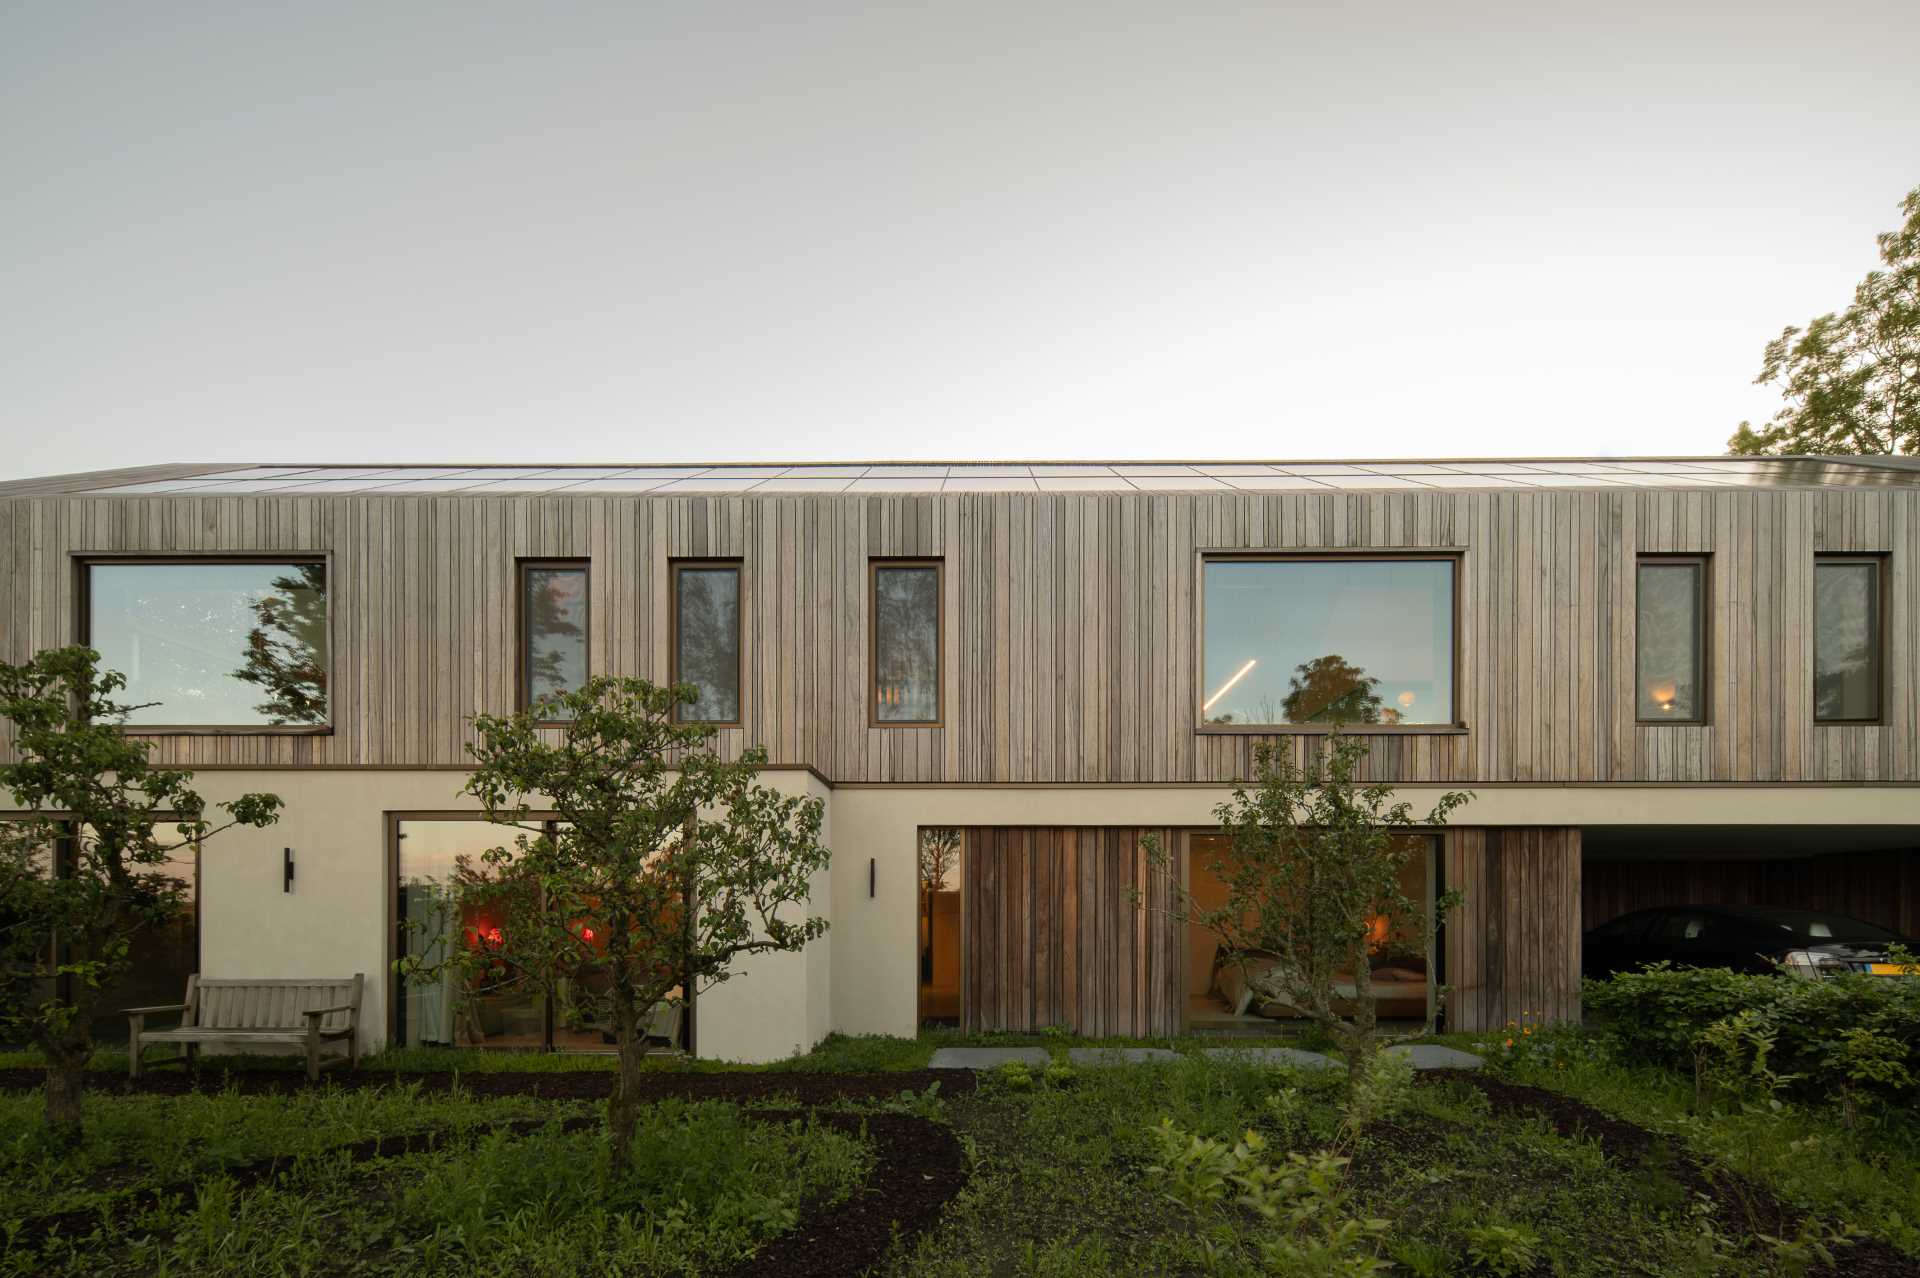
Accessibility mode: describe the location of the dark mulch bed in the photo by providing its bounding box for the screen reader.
[1424,1070,1920,1278]
[717,1109,967,1278]
[0,1065,973,1104]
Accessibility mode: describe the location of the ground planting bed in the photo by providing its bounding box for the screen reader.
[3,1052,1915,1276]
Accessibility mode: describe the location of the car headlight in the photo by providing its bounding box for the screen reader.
[1781,950,1848,978]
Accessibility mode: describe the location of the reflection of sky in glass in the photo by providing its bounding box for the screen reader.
[1202,560,1453,725]
[90,562,325,725]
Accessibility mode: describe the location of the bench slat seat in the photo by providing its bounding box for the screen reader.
[127,974,363,1082]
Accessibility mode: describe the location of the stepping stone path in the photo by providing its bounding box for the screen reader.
[1067,1047,1180,1067]
[1200,1046,1341,1071]
[925,1042,1483,1072]
[926,1047,1051,1070]
[1385,1044,1484,1070]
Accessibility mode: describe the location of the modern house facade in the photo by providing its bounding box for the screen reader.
[3,457,1917,1061]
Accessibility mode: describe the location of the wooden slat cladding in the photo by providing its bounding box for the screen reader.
[1584,850,1920,939]
[1444,828,1583,1032]
[1,487,1915,782]
[960,827,1182,1037]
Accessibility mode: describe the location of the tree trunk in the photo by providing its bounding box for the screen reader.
[41,1028,91,1142]
[606,1003,645,1177]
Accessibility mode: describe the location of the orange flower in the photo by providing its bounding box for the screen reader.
[1504,1038,1514,1048]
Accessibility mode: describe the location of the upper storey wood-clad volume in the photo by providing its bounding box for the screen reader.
[0,485,1912,783]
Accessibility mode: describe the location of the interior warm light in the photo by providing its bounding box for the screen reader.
[1397,691,1416,709]
[1649,679,1677,712]
[1202,658,1258,713]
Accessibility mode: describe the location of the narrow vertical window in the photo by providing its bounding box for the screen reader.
[1636,557,1705,722]
[519,562,589,718]
[672,562,742,724]
[1814,558,1882,723]
[871,561,941,724]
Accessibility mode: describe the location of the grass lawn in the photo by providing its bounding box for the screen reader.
[2,1029,1915,1276]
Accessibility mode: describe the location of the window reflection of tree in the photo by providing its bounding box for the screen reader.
[1281,655,1383,725]
[677,571,740,721]
[918,827,959,983]
[231,564,328,724]
[875,568,938,720]
[526,570,587,710]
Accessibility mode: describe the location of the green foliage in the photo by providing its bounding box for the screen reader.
[1461,1221,1541,1276]
[1143,1117,1391,1273]
[1,1086,871,1276]
[1141,732,1470,1119]
[0,647,282,1135]
[1729,184,1920,456]
[1586,963,1920,1113]
[396,1102,866,1262]
[399,674,830,1169]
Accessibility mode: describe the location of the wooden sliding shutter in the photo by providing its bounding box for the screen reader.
[961,827,1181,1037]
[1444,827,1583,1032]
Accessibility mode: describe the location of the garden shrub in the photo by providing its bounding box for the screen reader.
[1586,964,1920,1111]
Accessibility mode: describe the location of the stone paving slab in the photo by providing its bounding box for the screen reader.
[926,1047,1051,1070]
[1200,1046,1341,1071]
[1386,1044,1483,1070]
[1067,1047,1181,1067]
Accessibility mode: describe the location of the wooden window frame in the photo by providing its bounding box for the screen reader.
[1193,550,1465,734]
[1813,553,1887,726]
[1634,553,1710,726]
[73,553,335,736]
[668,559,745,728]
[516,559,591,723]
[868,558,944,728]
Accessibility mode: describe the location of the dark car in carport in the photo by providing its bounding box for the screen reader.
[1583,905,1919,979]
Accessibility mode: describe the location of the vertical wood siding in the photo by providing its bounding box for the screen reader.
[1444,827,1584,1031]
[960,827,1182,1037]
[1,487,1915,782]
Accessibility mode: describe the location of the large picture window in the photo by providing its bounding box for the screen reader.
[1814,557,1883,723]
[1635,557,1705,722]
[82,559,329,728]
[519,561,589,718]
[1200,557,1456,727]
[671,561,742,724]
[871,560,941,724]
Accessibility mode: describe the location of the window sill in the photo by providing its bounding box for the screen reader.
[1196,723,1468,736]
[121,725,334,737]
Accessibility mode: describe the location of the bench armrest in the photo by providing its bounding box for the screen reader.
[301,1004,359,1020]
[124,1002,192,1015]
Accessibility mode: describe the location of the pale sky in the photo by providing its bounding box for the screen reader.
[3,2,1916,481]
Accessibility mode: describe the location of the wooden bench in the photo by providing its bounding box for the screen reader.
[126,974,364,1082]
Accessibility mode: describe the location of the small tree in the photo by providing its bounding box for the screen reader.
[1143,734,1470,1108]
[404,676,830,1173]
[0,647,283,1138]
[1729,184,1920,457]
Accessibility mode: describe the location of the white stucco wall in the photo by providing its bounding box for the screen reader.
[175,768,835,1064]
[100,772,1920,1057]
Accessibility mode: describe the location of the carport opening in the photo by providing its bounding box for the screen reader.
[1581,825,1920,965]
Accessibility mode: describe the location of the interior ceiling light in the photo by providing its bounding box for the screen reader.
[1202,659,1258,713]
